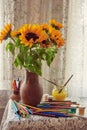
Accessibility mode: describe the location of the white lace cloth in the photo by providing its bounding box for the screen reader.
[1,99,87,130]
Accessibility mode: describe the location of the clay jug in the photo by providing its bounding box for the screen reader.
[20,69,43,106]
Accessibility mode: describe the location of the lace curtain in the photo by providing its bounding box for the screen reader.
[65,0,87,101]
[0,0,87,102]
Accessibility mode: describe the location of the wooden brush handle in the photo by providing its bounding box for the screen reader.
[59,74,73,93]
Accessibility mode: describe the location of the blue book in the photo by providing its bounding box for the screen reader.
[34,111,71,118]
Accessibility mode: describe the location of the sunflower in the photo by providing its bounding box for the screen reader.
[19,24,48,47]
[49,19,63,29]
[0,24,12,43]
[48,26,64,47]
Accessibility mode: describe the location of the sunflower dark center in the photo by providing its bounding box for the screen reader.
[25,32,39,41]
[42,40,46,44]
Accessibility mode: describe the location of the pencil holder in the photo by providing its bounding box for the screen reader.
[10,78,22,102]
[10,90,21,102]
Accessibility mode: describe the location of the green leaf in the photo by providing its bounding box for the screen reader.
[14,37,21,47]
[25,55,33,64]
[6,42,15,55]
[24,56,42,75]
[35,68,42,76]
[45,47,58,66]
[7,41,58,76]
[14,54,24,68]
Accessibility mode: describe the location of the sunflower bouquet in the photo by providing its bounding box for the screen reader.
[0,20,64,75]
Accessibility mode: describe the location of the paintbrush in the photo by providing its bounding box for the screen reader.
[58,74,73,93]
[43,78,57,86]
[44,74,73,93]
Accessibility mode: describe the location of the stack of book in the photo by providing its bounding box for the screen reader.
[11,100,79,119]
[35,100,78,117]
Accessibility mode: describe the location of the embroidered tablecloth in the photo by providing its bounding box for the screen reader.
[1,99,87,130]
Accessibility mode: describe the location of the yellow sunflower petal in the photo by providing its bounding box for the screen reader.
[11,30,20,38]
[0,24,12,42]
[49,19,63,29]
[40,24,49,30]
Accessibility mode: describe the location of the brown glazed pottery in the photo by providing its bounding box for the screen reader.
[20,69,43,106]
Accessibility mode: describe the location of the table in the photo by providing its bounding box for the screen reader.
[1,99,87,130]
